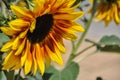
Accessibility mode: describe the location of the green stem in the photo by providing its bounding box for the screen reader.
[4,70,15,80]
[71,41,75,51]
[76,50,98,63]
[67,44,95,64]
[72,15,94,54]
[76,44,95,57]
[67,15,94,64]
[85,39,100,46]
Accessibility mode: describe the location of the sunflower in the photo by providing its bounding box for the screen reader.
[0,0,84,75]
[90,0,120,26]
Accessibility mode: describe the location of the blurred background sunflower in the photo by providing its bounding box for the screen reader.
[90,0,120,26]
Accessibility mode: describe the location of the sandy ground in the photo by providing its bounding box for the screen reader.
[62,22,120,80]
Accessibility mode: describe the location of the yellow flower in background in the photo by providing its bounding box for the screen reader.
[0,0,84,75]
[90,0,120,26]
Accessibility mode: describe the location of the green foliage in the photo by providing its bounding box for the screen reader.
[45,66,58,74]
[15,74,24,80]
[86,35,120,53]
[0,13,8,26]
[44,62,79,80]
[25,76,36,80]
[65,61,79,79]
[0,71,6,80]
[99,35,120,45]
[0,33,10,47]
[4,70,15,80]
[98,35,120,52]
[4,0,15,3]
[24,72,43,80]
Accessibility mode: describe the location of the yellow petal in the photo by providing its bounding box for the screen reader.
[52,0,66,10]
[67,0,76,7]
[58,3,80,13]
[45,54,51,68]
[19,29,28,38]
[58,8,74,13]
[56,25,77,40]
[95,11,107,21]
[30,20,36,32]
[15,38,26,55]
[45,45,63,65]
[71,22,84,32]
[63,32,77,40]
[2,50,14,65]
[11,63,21,70]
[42,5,51,15]
[24,42,32,75]
[54,12,84,21]
[3,53,20,70]
[54,46,63,65]
[32,46,37,75]
[3,57,19,69]
[1,39,13,52]
[36,44,45,75]
[33,0,45,16]
[50,34,66,53]
[0,27,18,36]
[11,5,33,20]
[9,19,30,31]
[12,37,20,50]
[21,40,29,66]
[114,4,120,24]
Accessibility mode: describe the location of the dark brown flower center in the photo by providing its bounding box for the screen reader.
[27,14,54,44]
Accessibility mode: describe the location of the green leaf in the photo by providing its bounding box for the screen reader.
[43,73,52,80]
[65,62,79,79]
[0,33,10,47]
[98,35,120,53]
[25,72,43,80]
[43,66,58,80]
[0,71,6,80]
[45,66,58,74]
[86,35,120,53]
[99,35,120,45]
[25,76,36,80]
[50,70,73,80]
[35,71,43,80]
[49,62,79,80]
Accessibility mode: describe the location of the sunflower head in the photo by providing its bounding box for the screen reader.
[1,0,84,75]
[90,0,120,26]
